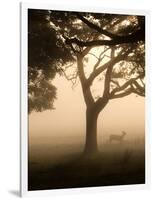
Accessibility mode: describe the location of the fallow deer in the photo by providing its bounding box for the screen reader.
[109,131,127,143]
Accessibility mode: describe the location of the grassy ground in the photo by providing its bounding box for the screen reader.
[28,139,145,191]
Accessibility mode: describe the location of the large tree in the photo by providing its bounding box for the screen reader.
[28,10,145,155]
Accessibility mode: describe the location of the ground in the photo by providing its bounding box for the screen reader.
[28,138,145,191]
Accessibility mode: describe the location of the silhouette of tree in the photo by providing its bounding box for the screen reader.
[28,10,145,155]
[28,9,75,113]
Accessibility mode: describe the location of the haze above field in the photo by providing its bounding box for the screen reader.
[29,74,145,146]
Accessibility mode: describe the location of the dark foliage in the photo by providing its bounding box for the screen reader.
[28,9,145,113]
[28,9,74,113]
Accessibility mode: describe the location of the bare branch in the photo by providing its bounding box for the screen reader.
[88,52,100,60]
[61,68,78,87]
[140,78,145,87]
[110,88,132,99]
[111,79,120,88]
[87,48,130,87]
[102,47,115,98]
[64,62,74,69]
[110,73,144,98]
[94,47,110,69]
[77,54,94,106]
[131,88,145,97]
[133,81,145,93]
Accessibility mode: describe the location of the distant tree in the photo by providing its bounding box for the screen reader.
[28,10,145,155]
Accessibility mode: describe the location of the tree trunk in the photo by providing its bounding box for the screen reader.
[84,108,99,155]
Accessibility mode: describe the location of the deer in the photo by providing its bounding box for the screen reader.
[109,131,127,143]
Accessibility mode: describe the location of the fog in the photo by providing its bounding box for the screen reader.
[28,76,145,189]
[29,75,145,147]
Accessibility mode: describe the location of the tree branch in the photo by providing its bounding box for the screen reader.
[81,46,93,57]
[76,13,120,39]
[133,81,145,93]
[87,48,130,87]
[110,88,133,99]
[82,35,101,57]
[77,54,94,106]
[62,68,78,86]
[131,87,145,96]
[110,74,144,98]
[111,79,120,88]
[65,28,145,47]
[93,47,110,70]
[102,48,116,99]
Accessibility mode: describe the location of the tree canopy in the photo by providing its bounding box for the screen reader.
[28,9,74,113]
[28,9,145,113]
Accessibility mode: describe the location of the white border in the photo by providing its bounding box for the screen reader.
[20,2,28,196]
[20,1,151,197]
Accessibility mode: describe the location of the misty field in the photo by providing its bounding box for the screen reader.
[28,135,145,190]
